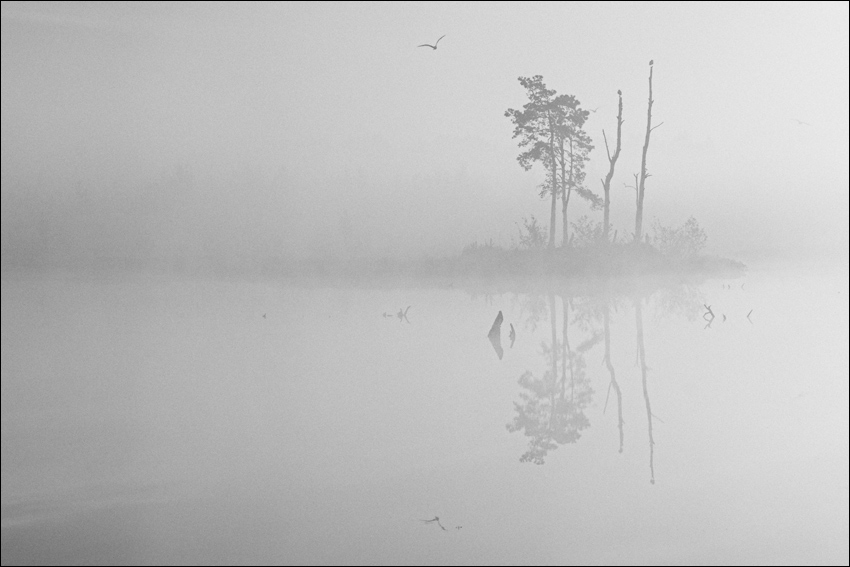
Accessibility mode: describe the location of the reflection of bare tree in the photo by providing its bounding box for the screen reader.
[635,300,655,484]
[603,305,624,453]
[506,295,597,464]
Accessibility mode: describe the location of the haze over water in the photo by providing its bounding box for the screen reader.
[2,265,848,564]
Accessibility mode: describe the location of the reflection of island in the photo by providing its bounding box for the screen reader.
[506,294,598,464]
[500,279,701,480]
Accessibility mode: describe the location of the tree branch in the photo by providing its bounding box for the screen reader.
[603,129,612,162]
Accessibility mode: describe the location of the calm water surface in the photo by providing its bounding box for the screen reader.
[2,263,848,565]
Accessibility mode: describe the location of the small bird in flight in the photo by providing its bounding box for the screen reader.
[790,118,811,126]
[589,107,600,113]
[418,35,446,50]
[421,516,447,531]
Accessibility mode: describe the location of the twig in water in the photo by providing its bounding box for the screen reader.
[420,516,447,531]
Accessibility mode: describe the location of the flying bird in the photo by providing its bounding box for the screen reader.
[790,118,811,126]
[589,107,600,113]
[418,35,446,50]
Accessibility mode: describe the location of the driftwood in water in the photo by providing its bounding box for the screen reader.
[488,311,504,360]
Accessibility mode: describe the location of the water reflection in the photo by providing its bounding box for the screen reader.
[504,279,705,481]
[635,299,656,484]
[602,304,624,453]
[505,294,597,464]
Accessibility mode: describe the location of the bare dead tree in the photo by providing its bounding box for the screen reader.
[634,60,664,242]
[625,174,638,240]
[600,90,624,242]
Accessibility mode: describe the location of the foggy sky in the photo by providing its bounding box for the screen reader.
[2,1,848,266]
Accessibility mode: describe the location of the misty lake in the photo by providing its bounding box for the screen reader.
[2,263,847,565]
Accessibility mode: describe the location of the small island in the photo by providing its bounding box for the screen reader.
[272,66,745,288]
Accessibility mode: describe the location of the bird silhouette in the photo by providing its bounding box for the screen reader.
[421,516,447,531]
[790,118,811,126]
[418,35,446,50]
[589,107,600,113]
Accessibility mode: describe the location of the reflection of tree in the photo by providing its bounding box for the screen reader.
[602,305,624,453]
[506,294,597,464]
[497,278,703,476]
[635,299,656,484]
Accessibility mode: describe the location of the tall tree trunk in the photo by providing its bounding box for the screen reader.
[548,125,557,249]
[635,63,655,242]
[561,139,574,247]
[549,169,557,249]
[602,91,624,242]
[560,140,568,247]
